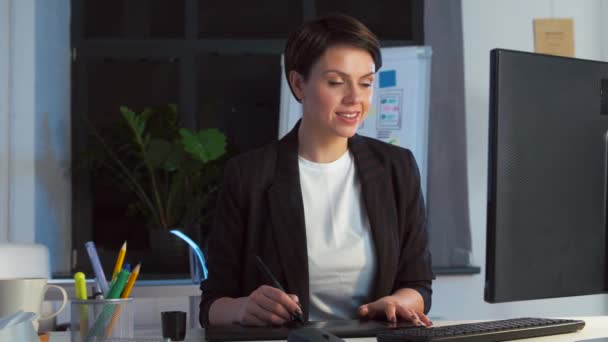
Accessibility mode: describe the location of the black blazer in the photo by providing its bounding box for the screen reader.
[199,122,433,326]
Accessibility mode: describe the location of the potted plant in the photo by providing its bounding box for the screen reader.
[82,104,227,271]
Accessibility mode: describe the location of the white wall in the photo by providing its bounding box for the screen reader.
[34,0,72,273]
[0,0,71,272]
[0,0,10,242]
[430,0,608,320]
[7,0,36,243]
[602,1,608,61]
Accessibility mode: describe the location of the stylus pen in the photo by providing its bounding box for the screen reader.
[254,255,304,323]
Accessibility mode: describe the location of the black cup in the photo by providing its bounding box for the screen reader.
[161,311,187,341]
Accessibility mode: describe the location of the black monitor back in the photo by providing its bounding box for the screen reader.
[486,49,608,302]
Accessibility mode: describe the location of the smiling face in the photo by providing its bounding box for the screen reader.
[290,44,376,141]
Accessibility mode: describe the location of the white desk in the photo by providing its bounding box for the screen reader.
[48,316,608,341]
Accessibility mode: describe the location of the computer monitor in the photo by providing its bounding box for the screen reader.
[485,48,608,303]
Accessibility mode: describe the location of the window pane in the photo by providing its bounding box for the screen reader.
[85,0,185,39]
[316,0,416,41]
[198,0,302,38]
[74,59,191,279]
[197,54,280,153]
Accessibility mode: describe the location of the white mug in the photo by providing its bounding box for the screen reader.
[0,278,68,331]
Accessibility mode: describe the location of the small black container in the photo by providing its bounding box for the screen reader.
[161,311,187,341]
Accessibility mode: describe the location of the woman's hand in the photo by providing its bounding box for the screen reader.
[358,295,432,327]
[235,285,302,326]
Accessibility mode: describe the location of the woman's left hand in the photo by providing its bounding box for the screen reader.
[357,295,432,327]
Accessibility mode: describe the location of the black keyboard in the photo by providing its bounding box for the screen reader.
[376,317,585,341]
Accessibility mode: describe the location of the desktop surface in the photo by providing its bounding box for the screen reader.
[48,316,608,342]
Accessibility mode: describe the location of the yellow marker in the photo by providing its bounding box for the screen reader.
[111,241,127,281]
[74,272,88,300]
[74,272,89,338]
[121,263,140,298]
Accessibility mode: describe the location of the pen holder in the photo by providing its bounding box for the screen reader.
[70,298,135,342]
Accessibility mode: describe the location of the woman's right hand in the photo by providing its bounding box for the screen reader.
[235,285,302,326]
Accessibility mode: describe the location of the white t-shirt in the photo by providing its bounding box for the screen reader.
[298,150,377,321]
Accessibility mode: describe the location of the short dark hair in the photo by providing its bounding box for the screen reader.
[284,13,382,102]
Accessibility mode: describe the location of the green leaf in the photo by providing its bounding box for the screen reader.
[180,128,226,163]
[120,106,148,143]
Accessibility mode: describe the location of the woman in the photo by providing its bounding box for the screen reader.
[200,13,433,328]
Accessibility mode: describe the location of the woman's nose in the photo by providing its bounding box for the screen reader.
[343,84,363,104]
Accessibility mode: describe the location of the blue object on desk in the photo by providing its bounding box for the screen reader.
[85,241,109,294]
[170,229,208,281]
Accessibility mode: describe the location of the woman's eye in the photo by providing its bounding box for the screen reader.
[360,83,373,88]
[328,81,344,86]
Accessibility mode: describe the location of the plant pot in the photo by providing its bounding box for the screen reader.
[148,229,190,272]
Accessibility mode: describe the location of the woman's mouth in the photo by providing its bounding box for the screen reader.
[336,111,360,123]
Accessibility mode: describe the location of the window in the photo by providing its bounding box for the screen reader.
[71,0,425,279]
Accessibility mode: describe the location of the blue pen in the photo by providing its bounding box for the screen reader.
[85,241,109,294]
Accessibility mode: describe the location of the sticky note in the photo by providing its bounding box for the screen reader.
[379,70,397,88]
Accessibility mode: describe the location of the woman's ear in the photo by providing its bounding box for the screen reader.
[288,70,305,102]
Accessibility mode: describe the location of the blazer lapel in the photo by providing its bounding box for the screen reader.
[267,123,310,318]
[349,135,399,299]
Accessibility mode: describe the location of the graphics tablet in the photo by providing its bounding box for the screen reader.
[205,319,414,341]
